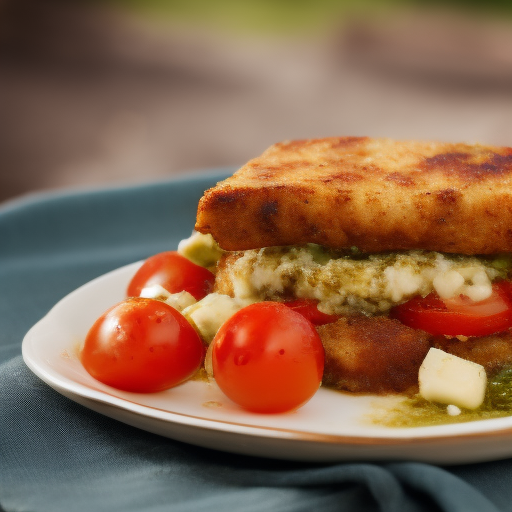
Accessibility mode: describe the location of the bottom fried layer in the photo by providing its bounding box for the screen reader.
[317,316,512,395]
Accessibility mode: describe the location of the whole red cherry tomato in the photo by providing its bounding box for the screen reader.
[284,298,339,325]
[127,251,214,300]
[390,281,512,337]
[81,297,204,392]
[211,302,324,413]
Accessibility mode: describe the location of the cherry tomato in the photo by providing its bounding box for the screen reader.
[81,297,204,392]
[390,281,512,337]
[211,302,324,413]
[284,298,339,325]
[127,251,214,300]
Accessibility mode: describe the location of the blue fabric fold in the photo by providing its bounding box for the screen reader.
[0,175,510,512]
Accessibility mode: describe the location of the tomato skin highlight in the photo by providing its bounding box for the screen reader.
[390,281,512,337]
[211,302,325,413]
[81,297,204,392]
[127,251,215,300]
[284,298,339,325]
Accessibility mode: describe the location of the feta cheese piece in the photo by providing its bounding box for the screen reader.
[178,231,223,268]
[446,404,462,416]
[140,285,196,312]
[140,284,171,301]
[223,247,501,316]
[419,348,487,410]
[164,291,197,311]
[182,293,253,343]
[384,266,424,303]
[433,270,465,299]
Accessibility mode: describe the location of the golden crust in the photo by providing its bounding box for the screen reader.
[317,316,512,394]
[195,137,512,254]
[318,316,431,394]
[433,334,512,375]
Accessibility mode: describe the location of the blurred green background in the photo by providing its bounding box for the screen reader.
[103,0,390,34]
[103,0,512,34]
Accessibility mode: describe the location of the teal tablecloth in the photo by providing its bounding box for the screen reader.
[0,173,510,512]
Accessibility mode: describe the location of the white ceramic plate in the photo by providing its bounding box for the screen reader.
[22,263,512,464]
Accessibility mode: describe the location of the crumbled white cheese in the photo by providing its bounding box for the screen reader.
[140,285,196,312]
[140,284,171,301]
[433,267,493,302]
[164,291,197,311]
[433,270,465,299]
[446,404,462,416]
[182,293,253,343]
[221,247,500,315]
[384,266,424,303]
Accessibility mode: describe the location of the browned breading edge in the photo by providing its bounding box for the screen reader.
[195,137,512,254]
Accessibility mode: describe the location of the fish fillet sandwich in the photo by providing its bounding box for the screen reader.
[185,137,512,397]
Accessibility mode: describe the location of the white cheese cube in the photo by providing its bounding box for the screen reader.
[419,348,487,410]
[140,284,172,301]
[140,285,196,312]
[177,231,223,268]
[182,293,253,343]
[164,291,197,311]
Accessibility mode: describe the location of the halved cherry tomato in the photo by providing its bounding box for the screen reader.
[284,298,339,325]
[211,302,324,413]
[127,251,214,300]
[390,281,512,337]
[81,297,204,392]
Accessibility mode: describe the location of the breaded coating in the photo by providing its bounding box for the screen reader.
[212,252,238,296]
[317,315,512,394]
[317,316,431,394]
[195,137,512,254]
[434,333,512,375]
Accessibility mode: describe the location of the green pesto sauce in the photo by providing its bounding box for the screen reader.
[231,246,510,317]
[373,367,512,428]
[485,253,512,276]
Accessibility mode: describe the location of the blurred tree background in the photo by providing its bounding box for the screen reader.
[1,0,512,203]
[102,0,512,34]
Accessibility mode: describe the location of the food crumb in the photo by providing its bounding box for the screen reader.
[447,404,461,416]
[203,400,223,408]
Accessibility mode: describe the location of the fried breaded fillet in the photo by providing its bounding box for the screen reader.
[195,137,512,254]
[434,334,512,376]
[318,316,512,394]
[318,316,431,394]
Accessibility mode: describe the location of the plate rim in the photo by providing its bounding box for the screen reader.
[21,261,512,462]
